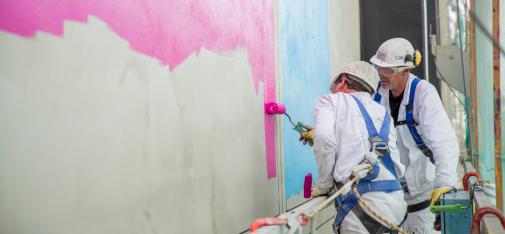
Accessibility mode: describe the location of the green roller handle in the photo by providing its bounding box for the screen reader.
[293,122,312,134]
[430,204,466,213]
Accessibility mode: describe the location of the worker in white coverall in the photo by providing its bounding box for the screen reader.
[309,61,407,233]
[369,38,459,233]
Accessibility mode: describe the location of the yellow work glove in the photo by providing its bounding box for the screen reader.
[311,185,331,198]
[299,129,315,146]
[429,186,455,206]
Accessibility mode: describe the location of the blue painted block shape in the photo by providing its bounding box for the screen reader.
[440,191,472,234]
[278,0,331,201]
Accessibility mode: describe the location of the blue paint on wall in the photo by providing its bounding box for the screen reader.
[279,0,331,200]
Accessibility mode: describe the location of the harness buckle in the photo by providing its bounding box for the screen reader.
[417,143,433,156]
[400,181,410,193]
[417,143,435,164]
[335,191,348,205]
[369,137,389,156]
[406,104,414,112]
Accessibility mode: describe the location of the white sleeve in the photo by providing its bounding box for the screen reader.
[416,83,459,188]
[313,95,337,189]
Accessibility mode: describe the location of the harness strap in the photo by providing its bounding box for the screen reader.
[351,96,397,178]
[373,83,382,103]
[378,113,391,141]
[406,78,435,164]
[334,180,402,228]
[352,95,379,138]
[379,153,397,179]
[334,191,358,226]
[356,180,402,193]
[350,203,398,234]
[376,114,394,178]
[334,180,401,205]
[407,199,431,213]
[362,163,380,181]
[334,202,404,234]
[395,120,412,126]
[333,96,403,230]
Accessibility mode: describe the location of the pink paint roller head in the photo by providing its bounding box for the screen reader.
[264,102,286,115]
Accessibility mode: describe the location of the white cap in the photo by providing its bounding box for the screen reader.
[330,61,379,93]
[370,38,416,68]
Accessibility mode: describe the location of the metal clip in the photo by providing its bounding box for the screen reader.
[369,137,389,156]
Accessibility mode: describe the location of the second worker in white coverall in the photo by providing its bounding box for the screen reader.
[310,61,407,233]
[370,38,459,233]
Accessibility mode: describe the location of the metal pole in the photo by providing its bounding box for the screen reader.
[469,0,479,171]
[435,0,440,45]
[492,0,503,212]
[423,0,430,82]
[274,0,286,214]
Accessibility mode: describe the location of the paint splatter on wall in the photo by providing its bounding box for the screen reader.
[278,0,331,202]
[0,0,279,178]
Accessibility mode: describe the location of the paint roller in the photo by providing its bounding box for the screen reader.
[264,102,313,134]
[266,103,313,200]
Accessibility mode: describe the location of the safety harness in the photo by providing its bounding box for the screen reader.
[333,96,403,233]
[374,77,435,164]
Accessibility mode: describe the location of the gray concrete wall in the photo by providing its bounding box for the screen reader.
[0,1,361,233]
[0,17,277,234]
[329,0,361,77]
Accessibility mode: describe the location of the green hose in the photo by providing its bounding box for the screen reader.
[430,204,466,213]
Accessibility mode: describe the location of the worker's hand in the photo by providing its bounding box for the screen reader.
[364,151,379,165]
[429,186,456,205]
[352,163,372,180]
[311,185,331,198]
[299,129,315,146]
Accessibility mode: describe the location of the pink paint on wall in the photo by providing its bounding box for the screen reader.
[0,0,278,178]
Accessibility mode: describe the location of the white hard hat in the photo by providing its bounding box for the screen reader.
[370,38,418,68]
[330,61,379,93]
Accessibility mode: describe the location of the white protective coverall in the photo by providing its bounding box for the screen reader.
[313,91,407,233]
[375,74,459,233]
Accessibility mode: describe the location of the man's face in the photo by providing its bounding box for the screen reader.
[375,66,407,90]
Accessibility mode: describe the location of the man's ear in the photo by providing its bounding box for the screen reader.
[332,76,347,93]
[402,69,410,76]
[338,74,347,84]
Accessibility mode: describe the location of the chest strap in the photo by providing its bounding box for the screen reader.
[406,78,435,164]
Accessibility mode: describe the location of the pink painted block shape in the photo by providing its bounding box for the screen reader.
[0,0,278,178]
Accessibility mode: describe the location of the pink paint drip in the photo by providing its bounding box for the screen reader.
[0,0,277,178]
